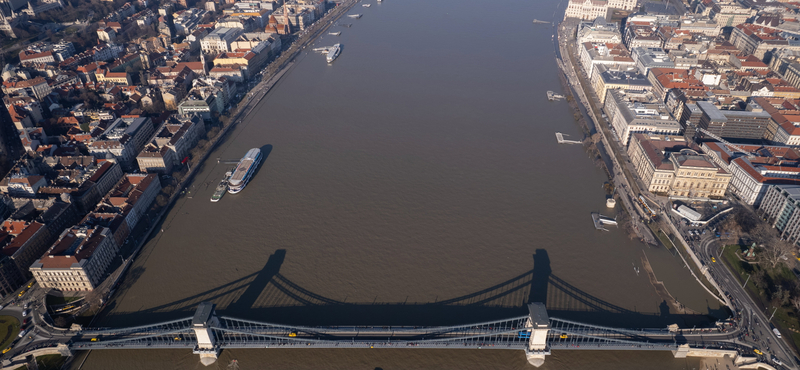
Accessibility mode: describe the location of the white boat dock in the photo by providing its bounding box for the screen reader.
[591,212,617,231]
[348,14,362,18]
[547,91,565,101]
[555,132,582,145]
[329,32,341,36]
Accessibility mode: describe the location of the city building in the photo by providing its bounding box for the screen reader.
[91,173,160,232]
[628,133,731,198]
[200,27,244,54]
[137,114,205,173]
[577,18,622,45]
[87,116,155,171]
[759,185,800,246]
[604,89,681,146]
[0,220,47,296]
[729,24,800,60]
[29,225,119,291]
[631,47,675,75]
[578,42,635,79]
[704,141,800,205]
[564,0,637,20]
[591,64,651,103]
[695,100,772,140]
[646,68,709,103]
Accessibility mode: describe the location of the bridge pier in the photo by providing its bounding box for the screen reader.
[524,303,551,367]
[192,302,221,366]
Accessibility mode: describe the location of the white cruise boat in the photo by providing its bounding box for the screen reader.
[228,148,262,194]
[327,43,341,63]
[347,14,362,18]
[362,4,371,7]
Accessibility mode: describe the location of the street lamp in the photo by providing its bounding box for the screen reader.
[742,274,750,288]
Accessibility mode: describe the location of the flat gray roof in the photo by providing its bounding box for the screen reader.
[528,303,550,328]
[193,302,216,327]
[696,101,727,122]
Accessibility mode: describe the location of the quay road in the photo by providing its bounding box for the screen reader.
[556,18,798,369]
[554,20,655,246]
[694,232,798,367]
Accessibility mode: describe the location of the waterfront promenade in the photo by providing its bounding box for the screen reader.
[554,19,797,369]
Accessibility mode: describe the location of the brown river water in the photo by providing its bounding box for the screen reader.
[71,0,723,368]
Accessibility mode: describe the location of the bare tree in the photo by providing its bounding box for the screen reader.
[753,269,768,291]
[758,239,794,270]
[774,286,791,306]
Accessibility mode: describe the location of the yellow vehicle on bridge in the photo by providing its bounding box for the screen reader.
[90,338,100,342]
[2,347,11,354]
[288,332,297,337]
[560,334,568,339]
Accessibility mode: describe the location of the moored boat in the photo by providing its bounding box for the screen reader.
[211,171,232,202]
[228,148,262,194]
[327,43,341,63]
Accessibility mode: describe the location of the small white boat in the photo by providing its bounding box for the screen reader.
[347,14,362,18]
[329,31,341,36]
[362,3,371,7]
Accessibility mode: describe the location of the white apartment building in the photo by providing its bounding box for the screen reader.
[29,226,119,291]
[564,0,637,21]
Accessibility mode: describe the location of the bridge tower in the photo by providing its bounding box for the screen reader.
[524,303,551,367]
[192,302,221,366]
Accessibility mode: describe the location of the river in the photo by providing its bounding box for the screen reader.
[71,0,722,368]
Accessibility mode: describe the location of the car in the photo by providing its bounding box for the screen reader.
[754,349,763,355]
[560,334,568,339]
[2,347,10,354]
[26,282,33,288]
[288,332,297,337]
[17,328,29,338]
[21,310,29,317]
[711,257,716,263]
[22,302,28,310]
[17,290,24,297]
[90,337,100,342]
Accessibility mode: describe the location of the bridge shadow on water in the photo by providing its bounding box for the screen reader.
[102,249,726,329]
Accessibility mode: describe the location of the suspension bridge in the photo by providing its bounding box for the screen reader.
[60,302,747,367]
[2,250,770,368]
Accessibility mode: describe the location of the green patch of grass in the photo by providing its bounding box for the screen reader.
[35,354,65,370]
[45,295,80,306]
[0,315,20,352]
[79,123,90,132]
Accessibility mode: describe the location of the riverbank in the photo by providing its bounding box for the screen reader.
[554,20,729,309]
[81,0,358,326]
